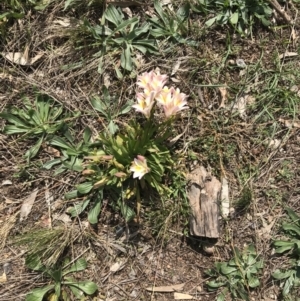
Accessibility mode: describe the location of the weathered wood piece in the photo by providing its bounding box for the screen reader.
[187,166,221,238]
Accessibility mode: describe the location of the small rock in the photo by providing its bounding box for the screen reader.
[236,58,247,68]
[203,246,214,255]
[1,180,12,186]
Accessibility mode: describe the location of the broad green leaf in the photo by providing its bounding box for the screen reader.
[154,0,168,26]
[66,279,83,298]
[0,12,24,20]
[65,190,80,200]
[3,125,30,134]
[247,255,256,266]
[176,4,190,22]
[272,269,293,280]
[54,282,61,297]
[108,120,118,135]
[68,199,90,217]
[129,22,150,38]
[64,0,75,10]
[63,258,87,276]
[43,158,62,170]
[25,285,55,301]
[121,44,133,71]
[248,276,260,288]
[50,136,74,151]
[220,264,237,275]
[25,135,44,160]
[0,112,29,127]
[25,255,45,271]
[282,275,294,296]
[230,12,239,25]
[273,240,295,253]
[282,223,300,236]
[65,281,98,295]
[104,5,123,26]
[77,182,93,194]
[62,157,83,172]
[119,103,132,115]
[285,207,300,223]
[236,286,249,301]
[205,16,217,27]
[216,288,228,301]
[91,96,107,116]
[132,44,147,54]
[83,127,92,144]
[88,192,103,224]
[114,17,139,34]
[207,280,226,289]
[118,200,135,222]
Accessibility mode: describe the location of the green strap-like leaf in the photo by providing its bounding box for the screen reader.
[121,44,133,71]
[25,285,55,301]
[63,258,87,276]
[77,182,94,194]
[63,281,98,295]
[88,192,103,224]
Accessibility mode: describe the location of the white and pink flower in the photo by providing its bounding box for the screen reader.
[132,70,189,119]
[130,155,150,180]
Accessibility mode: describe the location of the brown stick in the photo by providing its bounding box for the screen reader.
[266,0,293,25]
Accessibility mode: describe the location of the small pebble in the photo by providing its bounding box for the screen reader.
[203,246,214,255]
[236,58,247,68]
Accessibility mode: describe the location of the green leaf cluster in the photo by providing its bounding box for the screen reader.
[0,94,74,161]
[149,0,198,47]
[206,244,263,301]
[66,118,175,224]
[272,208,300,297]
[90,85,132,135]
[191,0,272,36]
[43,126,92,174]
[78,4,158,72]
[25,256,98,301]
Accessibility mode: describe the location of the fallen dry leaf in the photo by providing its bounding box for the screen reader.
[44,146,60,157]
[145,283,185,292]
[0,272,7,283]
[220,177,230,218]
[268,139,281,150]
[171,60,181,75]
[52,213,71,224]
[218,86,227,108]
[279,118,300,128]
[20,190,38,222]
[257,214,276,240]
[122,7,133,17]
[279,52,298,59]
[53,18,71,27]
[174,292,195,300]
[1,180,12,186]
[3,51,43,66]
[233,94,255,119]
[110,261,125,273]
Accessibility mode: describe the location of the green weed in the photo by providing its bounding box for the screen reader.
[0,94,76,162]
[272,208,300,298]
[25,256,98,301]
[206,244,264,301]
[74,4,158,72]
[90,85,133,135]
[191,0,272,36]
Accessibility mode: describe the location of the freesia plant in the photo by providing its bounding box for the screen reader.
[67,70,189,223]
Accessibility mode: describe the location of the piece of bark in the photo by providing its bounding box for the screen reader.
[187,166,221,238]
